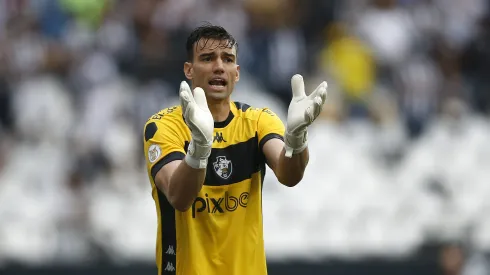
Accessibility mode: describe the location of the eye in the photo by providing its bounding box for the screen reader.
[202,56,211,62]
[225,57,234,63]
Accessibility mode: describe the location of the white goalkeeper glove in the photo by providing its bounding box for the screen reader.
[179,81,214,169]
[284,74,328,157]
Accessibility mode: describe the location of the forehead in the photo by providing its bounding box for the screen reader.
[194,38,236,55]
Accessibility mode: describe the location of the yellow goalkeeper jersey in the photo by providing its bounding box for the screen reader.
[143,101,285,275]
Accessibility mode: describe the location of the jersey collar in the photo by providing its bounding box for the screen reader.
[214,102,237,128]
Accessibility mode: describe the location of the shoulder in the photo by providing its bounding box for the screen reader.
[143,105,185,140]
[145,105,184,128]
[146,105,183,124]
[233,101,280,121]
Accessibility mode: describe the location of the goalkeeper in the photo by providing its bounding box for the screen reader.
[143,24,328,275]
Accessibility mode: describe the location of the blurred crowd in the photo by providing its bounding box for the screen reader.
[1,0,490,271]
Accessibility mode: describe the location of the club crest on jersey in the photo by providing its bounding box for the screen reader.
[213,156,232,179]
[148,144,161,163]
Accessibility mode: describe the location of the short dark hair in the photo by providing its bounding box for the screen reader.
[186,23,238,62]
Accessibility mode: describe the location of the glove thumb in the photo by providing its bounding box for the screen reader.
[180,81,193,110]
[291,74,306,99]
[193,87,209,111]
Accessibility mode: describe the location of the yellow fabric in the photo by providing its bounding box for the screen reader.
[143,101,285,275]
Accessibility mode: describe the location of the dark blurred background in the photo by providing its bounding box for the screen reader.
[1,0,490,274]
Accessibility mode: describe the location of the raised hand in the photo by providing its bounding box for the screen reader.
[180,81,214,168]
[284,74,328,157]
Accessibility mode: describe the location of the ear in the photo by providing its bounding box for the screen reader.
[184,62,193,80]
[235,65,240,82]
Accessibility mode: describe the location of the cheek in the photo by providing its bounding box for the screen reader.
[228,68,238,80]
[192,68,206,80]
[195,65,212,76]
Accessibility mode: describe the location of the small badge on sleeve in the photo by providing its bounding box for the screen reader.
[148,144,161,163]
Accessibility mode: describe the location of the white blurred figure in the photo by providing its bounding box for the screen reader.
[408,0,444,41]
[367,86,408,163]
[87,163,157,262]
[0,135,73,264]
[5,74,82,263]
[397,53,442,139]
[400,97,490,244]
[12,75,74,144]
[52,170,93,264]
[356,0,417,68]
[73,51,136,157]
[88,104,155,261]
[434,0,488,50]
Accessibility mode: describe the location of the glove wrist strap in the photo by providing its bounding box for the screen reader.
[284,130,308,158]
[184,139,211,169]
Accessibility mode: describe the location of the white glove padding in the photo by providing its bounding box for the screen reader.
[285,74,328,157]
[179,81,214,169]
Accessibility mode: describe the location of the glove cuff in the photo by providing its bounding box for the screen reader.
[284,130,308,158]
[184,139,212,169]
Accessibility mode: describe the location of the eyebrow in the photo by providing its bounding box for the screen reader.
[198,52,215,58]
[198,52,236,60]
[223,52,236,60]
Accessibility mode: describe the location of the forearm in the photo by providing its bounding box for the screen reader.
[277,147,309,187]
[168,160,206,212]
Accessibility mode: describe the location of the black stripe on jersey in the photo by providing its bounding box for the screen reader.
[259,133,284,152]
[151,152,185,181]
[205,134,262,186]
[234,101,251,112]
[157,189,177,275]
[259,150,267,191]
[145,122,158,141]
[151,142,189,181]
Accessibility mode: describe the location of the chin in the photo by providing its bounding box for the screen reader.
[207,92,231,101]
[205,89,232,101]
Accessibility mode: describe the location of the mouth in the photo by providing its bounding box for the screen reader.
[208,77,228,91]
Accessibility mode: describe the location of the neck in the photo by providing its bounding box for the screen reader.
[207,98,231,122]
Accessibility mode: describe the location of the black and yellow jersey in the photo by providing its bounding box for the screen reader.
[143,101,285,275]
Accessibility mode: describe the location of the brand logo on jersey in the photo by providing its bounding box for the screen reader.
[192,191,249,218]
[213,156,232,179]
[164,262,175,272]
[213,132,227,143]
[165,245,176,255]
[148,144,161,163]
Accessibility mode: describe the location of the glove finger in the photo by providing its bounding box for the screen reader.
[291,74,306,99]
[320,87,328,105]
[304,106,314,124]
[304,97,323,123]
[179,81,193,110]
[193,87,210,111]
[308,81,328,100]
[313,96,323,118]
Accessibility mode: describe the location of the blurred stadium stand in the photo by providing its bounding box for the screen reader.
[1,0,490,274]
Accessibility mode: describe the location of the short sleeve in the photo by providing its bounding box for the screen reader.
[143,111,189,181]
[257,108,285,152]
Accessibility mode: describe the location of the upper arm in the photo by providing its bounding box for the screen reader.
[261,138,284,172]
[143,112,188,194]
[153,159,181,196]
[257,108,285,172]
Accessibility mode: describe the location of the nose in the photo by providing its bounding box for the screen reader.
[212,59,225,74]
